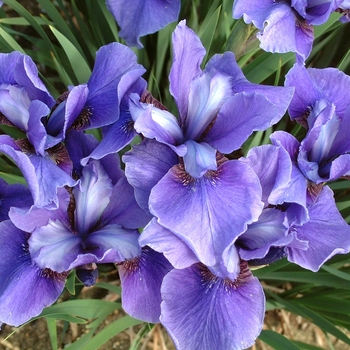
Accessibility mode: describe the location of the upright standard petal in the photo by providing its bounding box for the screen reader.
[169,20,206,122]
[107,0,180,48]
[161,262,265,350]
[73,162,113,235]
[0,221,66,326]
[149,160,263,267]
[76,43,146,130]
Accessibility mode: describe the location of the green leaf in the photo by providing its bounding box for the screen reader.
[129,323,155,350]
[49,25,91,83]
[45,314,88,324]
[259,330,300,350]
[0,172,26,185]
[292,341,325,350]
[199,5,221,64]
[81,316,143,350]
[94,282,121,295]
[321,264,350,282]
[65,270,76,295]
[37,0,83,52]
[39,299,121,320]
[46,318,58,350]
[255,271,350,290]
[267,291,350,345]
[2,0,56,54]
[0,24,24,52]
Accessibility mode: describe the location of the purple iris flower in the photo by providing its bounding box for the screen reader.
[106,0,180,48]
[138,219,265,349]
[160,261,265,350]
[131,20,293,179]
[0,52,75,208]
[285,63,350,124]
[46,43,146,141]
[240,144,350,271]
[125,20,293,269]
[233,0,338,61]
[25,162,147,274]
[0,44,145,209]
[9,144,149,287]
[283,64,350,183]
[0,220,67,327]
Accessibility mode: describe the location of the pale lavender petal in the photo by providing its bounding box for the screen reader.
[15,55,55,107]
[73,162,113,235]
[161,262,265,350]
[29,219,81,272]
[107,0,180,48]
[123,139,178,215]
[85,225,141,263]
[308,67,350,118]
[119,247,173,323]
[288,186,350,271]
[150,160,263,267]
[270,132,309,213]
[131,100,185,154]
[139,218,199,269]
[0,86,30,130]
[285,64,322,121]
[286,65,350,121]
[0,221,66,327]
[183,140,217,178]
[9,188,70,232]
[184,72,232,140]
[328,154,350,181]
[169,20,206,122]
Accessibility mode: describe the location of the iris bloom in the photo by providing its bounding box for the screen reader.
[106,0,180,48]
[240,144,350,271]
[0,51,75,208]
[283,64,350,183]
[233,0,340,62]
[0,44,145,208]
[125,20,293,269]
